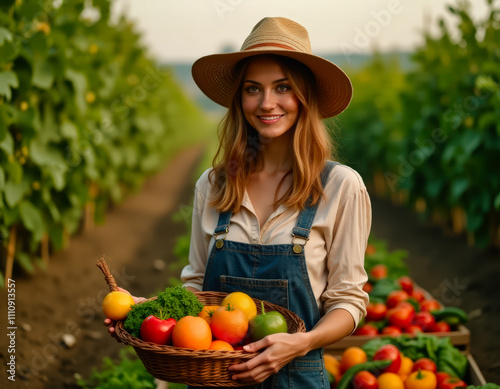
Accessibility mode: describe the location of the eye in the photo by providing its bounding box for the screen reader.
[244,85,260,94]
[276,84,291,93]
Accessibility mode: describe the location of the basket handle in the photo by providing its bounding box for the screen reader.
[96,257,119,292]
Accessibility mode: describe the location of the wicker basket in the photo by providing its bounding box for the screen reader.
[114,291,306,386]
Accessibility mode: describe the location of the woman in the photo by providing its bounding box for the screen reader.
[107,17,370,388]
[183,17,370,387]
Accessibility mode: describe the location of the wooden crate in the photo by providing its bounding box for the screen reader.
[325,324,470,354]
[467,354,487,386]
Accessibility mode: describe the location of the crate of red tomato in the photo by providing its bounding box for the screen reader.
[324,334,487,389]
[327,268,470,353]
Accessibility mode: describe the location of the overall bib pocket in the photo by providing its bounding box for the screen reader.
[220,275,289,310]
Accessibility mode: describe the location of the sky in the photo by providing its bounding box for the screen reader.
[109,0,491,63]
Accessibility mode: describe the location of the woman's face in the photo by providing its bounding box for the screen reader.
[241,56,300,141]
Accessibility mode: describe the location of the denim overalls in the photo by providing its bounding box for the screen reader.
[192,161,337,388]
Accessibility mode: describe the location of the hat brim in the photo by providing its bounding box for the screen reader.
[191,47,352,119]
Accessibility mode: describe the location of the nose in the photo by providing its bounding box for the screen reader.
[260,89,276,111]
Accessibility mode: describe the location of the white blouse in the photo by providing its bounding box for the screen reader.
[181,163,371,327]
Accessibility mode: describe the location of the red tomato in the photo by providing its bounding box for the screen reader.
[398,276,414,295]
[386,290,409,308]
[370,264,388,280]
[363,282,373,293]
[140,315,177,345]
[412,311,436,332]
[432,321,451,333]
[387,306,414,329]
[412,358,437,373]
[436,371,451,386]
[354,323,379,336]
[381,326,402,336]
[412,289,426,303]
[420,299,442,312]
[373,344,401,373]
[396,301,416,314]
[440,376,467,389]
[353,370,379,389]
[406,325,423,335]
[366,302,388,322]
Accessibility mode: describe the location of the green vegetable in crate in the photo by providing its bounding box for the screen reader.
[369,278,400,300]
[430,307,468,325]
[361,334,468,379]
[336,360,392,389]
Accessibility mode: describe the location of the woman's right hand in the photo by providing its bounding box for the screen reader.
[103,287,147,342]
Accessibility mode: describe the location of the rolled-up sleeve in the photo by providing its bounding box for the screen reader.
[180,184,210,291]
[321,186,371,330]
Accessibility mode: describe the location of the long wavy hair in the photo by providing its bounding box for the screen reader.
[208,54,336,213]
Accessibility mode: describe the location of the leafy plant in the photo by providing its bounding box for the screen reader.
[336,0,500,248]
[0,0,210,283]
[76,347,156,389]
[76,347,187,389]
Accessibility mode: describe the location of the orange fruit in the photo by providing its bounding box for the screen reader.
[340,347,367,373]
[221,292,257,321]
[210,305,249,346]
[209,340,234,351]
[102,291,135,320]
[324,353,341,383]
[198,305,220,324]
[398,355,413,377]
[378,372,405,389]
[172,316,212,350]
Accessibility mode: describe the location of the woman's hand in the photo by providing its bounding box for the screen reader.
[228,332,310,384]
[103,287,147,342]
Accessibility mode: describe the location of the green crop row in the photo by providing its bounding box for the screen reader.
[0,0,209,286]
[334,0,500,248]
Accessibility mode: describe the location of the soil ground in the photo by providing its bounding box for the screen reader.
[1,145,499,388]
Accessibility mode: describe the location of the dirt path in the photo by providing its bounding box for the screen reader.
[370,196,500,383]
[0,144,205,389]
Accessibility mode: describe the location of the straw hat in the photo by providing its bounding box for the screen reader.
[192,17,352,118]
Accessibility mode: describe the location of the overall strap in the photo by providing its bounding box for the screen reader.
[214,210,232,236]
[292,161,339,241]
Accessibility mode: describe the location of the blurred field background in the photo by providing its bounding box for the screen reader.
[0,0,499,387]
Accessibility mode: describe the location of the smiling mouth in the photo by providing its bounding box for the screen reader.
[257,115,284,123]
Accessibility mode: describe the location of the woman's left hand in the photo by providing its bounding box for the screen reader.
[228,332,310,384]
